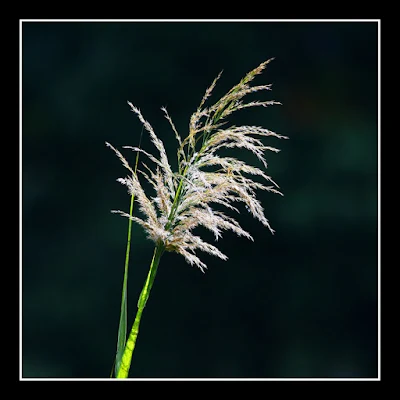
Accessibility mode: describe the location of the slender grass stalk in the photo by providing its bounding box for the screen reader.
[113,192,134,376]
[112,128,143,377]
[116,241,165,378]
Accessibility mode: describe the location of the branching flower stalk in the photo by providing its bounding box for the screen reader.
[107,59,288,378]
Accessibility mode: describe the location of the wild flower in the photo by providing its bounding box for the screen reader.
[107,59,287,378]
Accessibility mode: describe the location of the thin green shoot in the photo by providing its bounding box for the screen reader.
[114,126,143,377]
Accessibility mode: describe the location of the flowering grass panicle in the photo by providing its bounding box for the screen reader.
[107,58,288,272]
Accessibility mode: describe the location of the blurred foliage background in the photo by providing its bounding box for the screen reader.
[22,21,378,378]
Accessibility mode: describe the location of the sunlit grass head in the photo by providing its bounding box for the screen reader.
[107,59,287,378]
[108,58,288,273]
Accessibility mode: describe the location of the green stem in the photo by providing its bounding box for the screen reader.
[116,241,165,379]
[114,128,144,377]
[124,193,135,292]
[114,193,134,374]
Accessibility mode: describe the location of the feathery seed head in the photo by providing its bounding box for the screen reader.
[108,59,287,272]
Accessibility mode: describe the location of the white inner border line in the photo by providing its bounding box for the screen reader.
[19,18,381,381]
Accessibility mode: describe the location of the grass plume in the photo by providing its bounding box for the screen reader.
[107,59,287,377]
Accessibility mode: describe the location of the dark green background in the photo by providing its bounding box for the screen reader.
[22,21,378,378]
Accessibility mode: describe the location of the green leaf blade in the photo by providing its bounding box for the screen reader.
[114,126,143,377]
[115,274,128,375]
[114,192,134,376]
